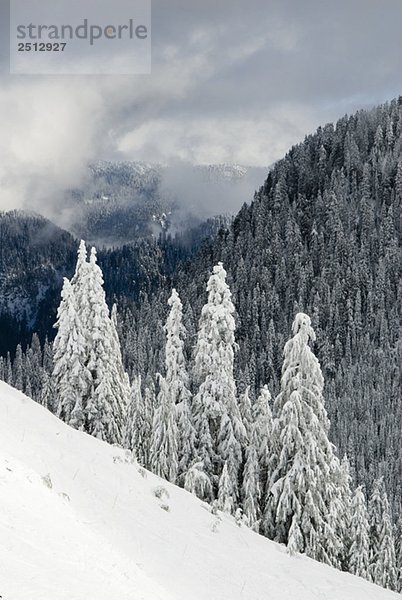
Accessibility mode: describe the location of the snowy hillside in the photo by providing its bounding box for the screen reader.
[0,381,397,600]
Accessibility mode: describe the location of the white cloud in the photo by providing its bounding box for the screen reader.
[0,79,109,215]
[118,107,317,166]
[1,0,402,219]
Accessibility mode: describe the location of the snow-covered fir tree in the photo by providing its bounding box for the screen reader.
[287,515,304,557]
[368,478,398,590]
[52,277,90,426]
[375,511,398,591]
[13,344,23,391]
[192,263,245,498]
[217,411,243,503]
[124,375,148,465]
[184,461,212,501]
[349,486,370,580]
[239,386,253,442]
[39,371,55,410]
[149,374,179,483]
[253,385,273,497]
[53,241,129,445]
[242,423,261,531]
[338,454,353,570]
[176,397,197,481]
[264,313,342,567]
[83,247,129,444]
[164,289,196,481]
[217,461,235,515]
[369,478,386,575]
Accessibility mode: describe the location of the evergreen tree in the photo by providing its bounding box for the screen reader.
[349,486,370,580]
[6,353,13,386]
[369,478,398,590]
[375,511,398,590]
[42,337,53,373]
[52,277,90,426]
[192,263,245,497]
[217,462,235,515]
[242,423,261,531]
[52,242,129,445]
[288,515,304,557]
[83,248,129,444]
[165,289,195,480]
[253,385,273,496]
[13,344,23,391]
[338,455,353,570]
[265,313,342,567]
[217,411,243,502]
[239,386,253,441]
[149,374,178,483]
[176,397,197,482]
[125,375,147,464]
[184,461,213,501]
[369,478,386,578]
[27,333,43,401]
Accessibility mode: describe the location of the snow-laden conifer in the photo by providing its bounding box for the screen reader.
[239,386,253,442]
[184,461,212,500]
[217,411,242,501]
[150,374,178,483]
[369,477,385,578]
[193,263,245,496]
[253,385,273,494]
[165,289,195,480]
[368,478,398,590]
[349,486,370,580]
[242,423,261,531]
[39,371,56,411]
[53,277,90,426]
[288,515,303,556]
[265,313,342,566]
[13,344,23,391]
[84,248,129,444]
[338,454,353,569]
[53,241,129,445]
[375,511,398,590]
[124,375,149,464]
[217,462,235,514]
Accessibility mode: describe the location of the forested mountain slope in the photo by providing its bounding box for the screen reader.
[67,161,265,246]
[0,381,398,600]
[0,210,226,356]
[0,212,77,354]
[120,99,401,513]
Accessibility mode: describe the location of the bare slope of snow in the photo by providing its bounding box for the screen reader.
[0,381,398,600]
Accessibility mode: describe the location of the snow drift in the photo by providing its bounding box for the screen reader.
[0,381,398,600]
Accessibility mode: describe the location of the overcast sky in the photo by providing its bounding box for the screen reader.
[0,0,402,212]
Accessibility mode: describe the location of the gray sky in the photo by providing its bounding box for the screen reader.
[0,0,402,213]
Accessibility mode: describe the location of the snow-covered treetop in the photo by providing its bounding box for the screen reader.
[167,288,181,309]
[71,240,88,285]
[291,312,316,342]
[195,262,237,384]
[164,287,189,396]
[281,312,323,401]
[206,263,232,303]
